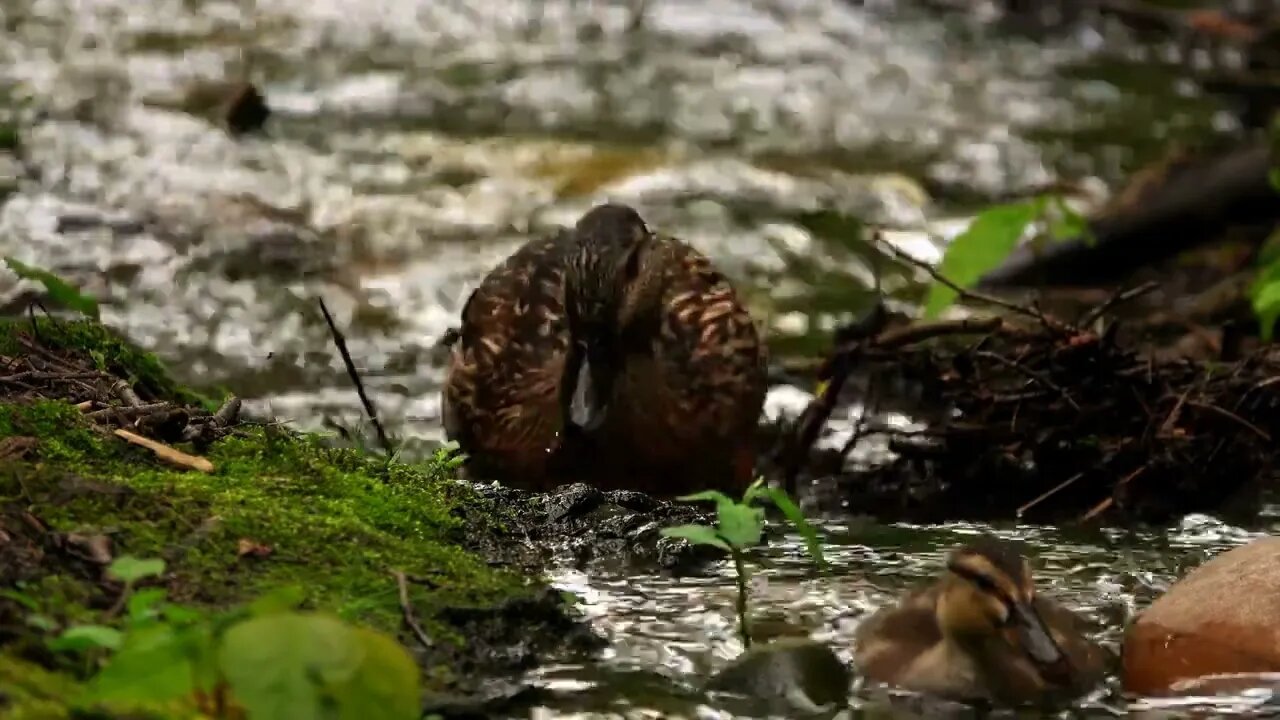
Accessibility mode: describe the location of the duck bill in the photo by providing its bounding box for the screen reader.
[1011,601,1065,668]
[563,341,615,433]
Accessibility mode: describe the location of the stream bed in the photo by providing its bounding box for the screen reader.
[0,0,1269,717]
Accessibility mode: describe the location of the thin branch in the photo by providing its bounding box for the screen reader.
[1079,281,1160,328]
[317,297,394,458]
[874,233,1068,330]
[1186,400,1272,442]
[393,570,434,651]
[974,351,1081,411]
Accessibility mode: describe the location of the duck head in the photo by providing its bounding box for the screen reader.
[560,203,665,434]
[936,539,1068,673]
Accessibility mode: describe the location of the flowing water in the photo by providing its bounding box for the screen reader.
[0,0,1268,716]
[537,515,1280,718]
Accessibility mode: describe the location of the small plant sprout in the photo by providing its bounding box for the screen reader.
[660,478,828,649]
[41,559,420,720]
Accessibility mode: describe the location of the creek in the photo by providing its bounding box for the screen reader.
[0,0,1267,716]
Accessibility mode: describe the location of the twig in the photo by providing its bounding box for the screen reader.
[1017,471,1086,518]
[1078,281,1160,328]
[393,570,434,651]
[1077,496,1114,524]
[974,351,1081,411]
[875,317,1006,350]
[839,383,878,460]
[114,428,214,473]
[85,402,171,421]
[1186,400,1272,441]
[875,235,1068,331]
[317,298,394,458]
[0,371,110,383]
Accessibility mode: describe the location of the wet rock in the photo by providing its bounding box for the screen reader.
[466,481,724,573]
[157,80,271,136]
[706,637,851,714]
[1122,536,1280,695]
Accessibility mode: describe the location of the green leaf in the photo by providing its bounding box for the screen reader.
[50,625,124,653]
[25,613,57,632]
[923,200,1041,318]
[219,613,362,720]
[246,585,306,616]
[89,624,199,703]
[1252,276,1280,342]
[3,256,100,319]
[675,490,736,507]
[0,588,40,611]
[1270,168,1280,193]
[761,487,829,571]
[741,477,769,506]
[220,612,420,720]
[660,524,730,551]
[162,603,205,625]
[126,588,168,623]
[1047,196,1092,245]
[331,627,422,720]
[716,502,765,549]
[107,556,166,585]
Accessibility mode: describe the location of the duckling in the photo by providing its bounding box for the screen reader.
[442,203,767,496]
[852,538,1110,706]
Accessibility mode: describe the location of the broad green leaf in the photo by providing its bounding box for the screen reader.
[25,613,57,632]
[762,487,829,571]
[923,201,1041,318]
[676,490,735,507]
[660,524,730,551]
[330,627,422,720]
[1048,196,1092,246]
[126,588,168,623]
[0,588,40,611]
[3,256,100,319]
[219,612,363,720]
[1251,277,1280,342]
[89,624,197,703]
[1270,168,1280,193]
[107,556,166,585]
[716,502,765,549]
[162,603,205,625]
[50,625,124,652]
[246,585,306,616]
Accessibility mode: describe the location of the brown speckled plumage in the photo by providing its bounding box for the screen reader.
[442,203,767,495]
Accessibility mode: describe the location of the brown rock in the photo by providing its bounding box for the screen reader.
[1123,536,1280,695]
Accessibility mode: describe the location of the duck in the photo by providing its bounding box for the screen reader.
[852,537,1111,706]
[441,202,768,496]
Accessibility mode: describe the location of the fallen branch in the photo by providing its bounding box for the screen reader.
[114,428,214,473]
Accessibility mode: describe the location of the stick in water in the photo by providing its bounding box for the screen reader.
[317,297,394,457]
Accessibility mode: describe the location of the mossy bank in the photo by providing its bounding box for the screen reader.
[0,318,600,718]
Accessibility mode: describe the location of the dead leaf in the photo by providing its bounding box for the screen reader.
[65,532,113,565]
[236,538,273,559]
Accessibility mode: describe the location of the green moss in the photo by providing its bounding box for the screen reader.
[0,318,217,409]
[0,320,580,715]
[0,654,80,720]
[0,401,532,638]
